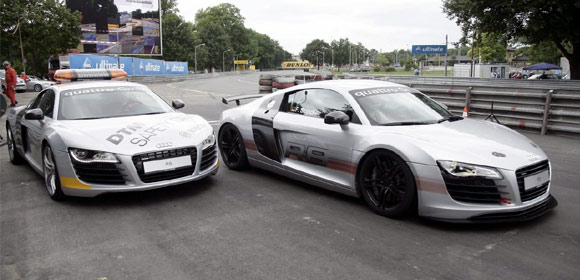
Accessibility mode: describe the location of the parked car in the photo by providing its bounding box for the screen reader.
[1,69,27,92]
[25,76,56,92]
[6,69,218,200]
[218,80,557,222]
[527,73,560,80]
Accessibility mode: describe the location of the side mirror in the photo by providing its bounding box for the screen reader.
[172,99,185,110]
[324,111,349,125]
[25,108,44,120]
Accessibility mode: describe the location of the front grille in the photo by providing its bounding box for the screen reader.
[200,144,217,171]
[132,147,197,183]
[516,160,550,202]
[72,162,125,185]
[442,173,502,204]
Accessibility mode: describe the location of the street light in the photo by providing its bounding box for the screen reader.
[223,49,232,72]
[194,43,205,73]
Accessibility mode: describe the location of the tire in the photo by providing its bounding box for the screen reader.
[275,77,295,83]
[34,84,42,92]
[276,82,294,89]
[259,85,272,91]
[218,123,249,170]
[259,74,274,80]
[42,144,66,201]
[259,79,272,86]
[6,126,24,165]
[357,150,416,218]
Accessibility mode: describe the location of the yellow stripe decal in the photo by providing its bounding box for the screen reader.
[60,177,92,190]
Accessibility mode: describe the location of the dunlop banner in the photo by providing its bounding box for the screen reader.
[282,61,313,69]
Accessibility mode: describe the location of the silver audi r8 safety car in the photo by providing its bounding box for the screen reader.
[218,80,557,223]
[6,69,218,200]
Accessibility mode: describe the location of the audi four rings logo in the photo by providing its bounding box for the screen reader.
[156,142,173,148]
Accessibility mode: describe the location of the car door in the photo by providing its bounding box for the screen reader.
[273,88,362,189]
[20,89,55,166]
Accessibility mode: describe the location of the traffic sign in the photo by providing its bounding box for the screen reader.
[412,45,447,54]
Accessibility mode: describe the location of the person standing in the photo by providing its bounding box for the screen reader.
[3,61,18,107]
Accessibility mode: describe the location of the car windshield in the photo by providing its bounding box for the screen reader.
[351,87,453,126]
[58,85,173,120]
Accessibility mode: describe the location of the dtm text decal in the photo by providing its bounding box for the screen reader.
[106,116,191,146]
[349,87,415,98]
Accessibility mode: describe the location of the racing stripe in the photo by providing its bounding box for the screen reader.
[327,158,357,174]
[60,177,92,189]
[244,140,258,151]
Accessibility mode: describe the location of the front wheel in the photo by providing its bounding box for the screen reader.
[34,84,42,92]
[43,145,66,201]
[6,126,24,164]
[357,150,416,218]
[218,123,249,170]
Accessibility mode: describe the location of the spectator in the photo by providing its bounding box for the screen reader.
[20,72,29,81]
[3,61,18,107]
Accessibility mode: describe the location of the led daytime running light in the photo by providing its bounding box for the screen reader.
[69,148,119,164]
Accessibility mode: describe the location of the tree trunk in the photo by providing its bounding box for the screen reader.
[570,53,580,80]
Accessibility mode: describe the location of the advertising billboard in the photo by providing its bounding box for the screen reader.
[67,0,161,55]
[70,54,134,75]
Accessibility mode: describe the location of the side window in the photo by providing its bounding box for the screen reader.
[37,90,55,118]
[285,89,358,122]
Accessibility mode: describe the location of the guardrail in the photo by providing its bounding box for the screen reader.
[363,76,580,137]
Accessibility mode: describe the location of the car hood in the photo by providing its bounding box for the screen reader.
[376,119,547,170]
[54,112,213,155]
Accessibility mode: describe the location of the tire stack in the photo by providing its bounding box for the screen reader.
[275,76,295,90]
[259,74,274,94]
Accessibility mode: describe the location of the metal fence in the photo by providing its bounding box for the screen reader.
[346,75,580,137]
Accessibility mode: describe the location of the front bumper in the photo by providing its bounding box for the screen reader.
[409,162,557,223]
[53,146,219,197]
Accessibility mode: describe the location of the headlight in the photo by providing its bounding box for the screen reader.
[437,160,503,179]
[201,133,216,149]
[69,148,119,164]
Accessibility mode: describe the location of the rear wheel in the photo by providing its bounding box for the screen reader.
[43,145,65,201]
[358,150,416,218]
[218,123,249,170]
[34,84,42,92]
[6,126,24,165]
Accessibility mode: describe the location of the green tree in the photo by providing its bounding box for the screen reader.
[330,38,353,71]
[467,33,507,63]
[162,13,198,67]
[525,41,562,65]
[247,29,290,69]
[443,0,580,79]
[0,0,81,76]
[300,39,331,66]
[194,3,249,71]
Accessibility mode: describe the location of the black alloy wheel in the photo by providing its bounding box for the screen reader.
[218,123,249,170]
[358,150,416,218]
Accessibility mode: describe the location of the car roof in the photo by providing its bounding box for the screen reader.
[288,79,408,94]
[54,80,145,92]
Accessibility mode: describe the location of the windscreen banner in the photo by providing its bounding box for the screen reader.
[133,58,165,75]
[164,61,188,75]
[69,54,134,75]
[67,0,162,55]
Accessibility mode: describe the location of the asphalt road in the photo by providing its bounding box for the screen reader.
[1,71,580,280]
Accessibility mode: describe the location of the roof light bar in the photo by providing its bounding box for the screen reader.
[54,69,127,81]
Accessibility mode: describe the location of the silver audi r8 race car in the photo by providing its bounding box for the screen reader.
[25,76,57,92]
[6,69,218,200]
[218,80,557,223]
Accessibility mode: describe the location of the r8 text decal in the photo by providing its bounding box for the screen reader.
[285,142,328,167]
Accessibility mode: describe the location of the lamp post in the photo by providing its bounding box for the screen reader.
[222,49,231,72]
[194,43,205,73]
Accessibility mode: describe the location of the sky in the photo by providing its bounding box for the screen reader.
[175,0,463,55]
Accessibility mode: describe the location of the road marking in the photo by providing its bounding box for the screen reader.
[236,78,256,85]
[166,83,217,95]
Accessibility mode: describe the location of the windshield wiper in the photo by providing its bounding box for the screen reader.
[380,121,435,126]
[437,116,464,123]
[140,112,165,115]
